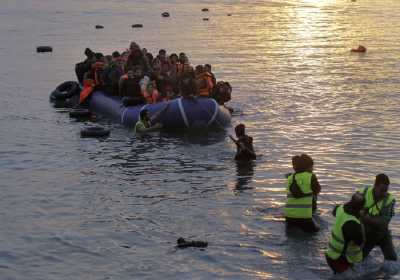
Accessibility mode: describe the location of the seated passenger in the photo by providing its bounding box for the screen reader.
[163,82,176,100]
[195,65,214,97]
[212,81,232,105]
[142,81,161,104]
[157,49,170,75]
[75,47,95,85]
[118,68,144,103]
[179,74,197,98]
[204,64,216,87]
[125,42,149,73]
[103,51,124,95]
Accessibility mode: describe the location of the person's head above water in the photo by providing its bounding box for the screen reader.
[235,124,246,137]
[373,173,390,201]
[292,155,301,172]
[300,154,314,172]
[349,192,365,213]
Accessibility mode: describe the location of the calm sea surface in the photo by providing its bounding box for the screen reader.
[1,0,400,279]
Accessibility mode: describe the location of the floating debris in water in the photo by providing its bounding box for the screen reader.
[351,45,367,53]
[36,46,53,53]
[176,238,208,249]
[131,24,143,28]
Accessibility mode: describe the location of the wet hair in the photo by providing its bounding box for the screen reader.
[112,51,120,58]
[95,52,104,60]
[300,154,313,170]
[235,124,245,136]
[130,42,140,50]
[180,75,197,96]
[145,53,154,63]
[140,109,148,120]
[159,49,166,55]
[375,173,390,186]
[195,65,204,74]
[85,48,95,59]
[350,192,365,212]
[170,53,178,60]
[179,52,187,64]
[292,155,301,172]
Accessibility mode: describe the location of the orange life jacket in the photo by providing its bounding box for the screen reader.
[79,79,95,104]
[197,72,214,97]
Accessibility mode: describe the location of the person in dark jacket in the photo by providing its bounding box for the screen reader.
[358,174,397,262]
[125,42,149,73]
[232,124,256,161]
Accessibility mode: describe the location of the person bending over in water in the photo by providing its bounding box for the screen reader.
[134,108,165,134]
[357,174,397,262]
[284,154,321,233]
[326,193,365,274]
[230,124,256,161]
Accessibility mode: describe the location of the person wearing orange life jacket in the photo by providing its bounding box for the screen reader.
[195,65,214,97]
[79,53,106,104]
[157,49,170,75]
[142,81,162,104]
[204,64,216,87]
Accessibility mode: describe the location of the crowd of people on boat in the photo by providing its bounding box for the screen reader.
[75,42,233,107]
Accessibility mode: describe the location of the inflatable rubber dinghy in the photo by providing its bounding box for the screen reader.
[89,91,231,130]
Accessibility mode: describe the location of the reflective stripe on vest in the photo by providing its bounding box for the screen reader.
[284,172,313,219]
[326,205,363,264]
[359,186,394,216]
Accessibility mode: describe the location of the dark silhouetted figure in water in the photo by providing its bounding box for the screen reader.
[231,124,256,162]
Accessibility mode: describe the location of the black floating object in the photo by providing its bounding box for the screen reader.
[162,12,170,17]
[80,126,110,138]
[201,8,209,12]
[95,25,104,29]
[69,108,92,120]
[177,238,208,249]
[131,24,143,28]
[203,18,209,21]
[227,13,232,16]
[36,46,53,53]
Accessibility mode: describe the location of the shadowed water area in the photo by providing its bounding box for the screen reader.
[0,0,400,279]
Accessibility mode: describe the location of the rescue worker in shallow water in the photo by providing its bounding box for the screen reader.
[233,124,256,161]
[134,109,163,134]
[326,193,365,274]
[357,174,397,262]
[284,154,321,233]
